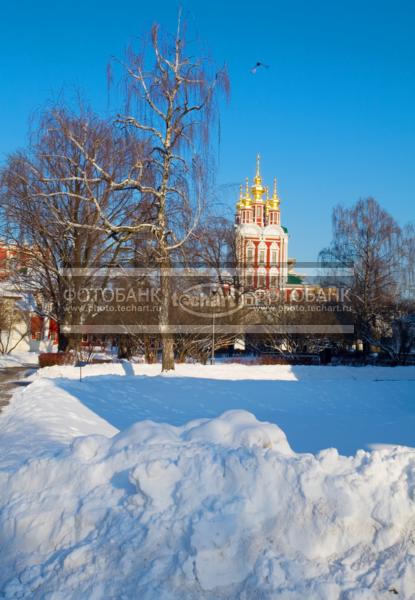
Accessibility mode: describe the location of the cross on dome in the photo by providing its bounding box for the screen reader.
[251,153,266,201]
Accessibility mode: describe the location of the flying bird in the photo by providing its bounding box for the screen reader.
[251,62,270,74]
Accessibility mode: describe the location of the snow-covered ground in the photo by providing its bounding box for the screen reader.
[0,351,39,368]
[24,362,415,455]
[1,363,415,598]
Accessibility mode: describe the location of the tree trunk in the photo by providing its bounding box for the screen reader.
[162,332,175,371]
[160,258,175,371]
[57,329,69,352]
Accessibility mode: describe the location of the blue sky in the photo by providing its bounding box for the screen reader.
[1,0,414,260]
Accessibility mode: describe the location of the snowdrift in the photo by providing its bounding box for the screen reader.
[1,410,415,599]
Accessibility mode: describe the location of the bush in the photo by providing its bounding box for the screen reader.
[229,355,320,366]
[38,352,73,368]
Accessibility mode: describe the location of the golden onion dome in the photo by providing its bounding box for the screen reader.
[251,154,266,202]
[236,184,244,210]
[242,177,253,207]
[267,176,280,210]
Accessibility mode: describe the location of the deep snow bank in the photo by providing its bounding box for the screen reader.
[0,380,117,469]
[1,410,415,599]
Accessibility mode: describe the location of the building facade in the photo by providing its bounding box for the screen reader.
[0,242,58,352]
[235,155,290,290]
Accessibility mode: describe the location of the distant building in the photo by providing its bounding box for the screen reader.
[235,155,303,291]
[0,241,57,353]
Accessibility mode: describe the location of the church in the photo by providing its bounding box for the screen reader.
[235,155,302,291]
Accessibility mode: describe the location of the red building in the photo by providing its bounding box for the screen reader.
[235,155,290,290]
[0,242,58,349]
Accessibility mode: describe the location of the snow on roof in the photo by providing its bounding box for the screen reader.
[0,282,23,299]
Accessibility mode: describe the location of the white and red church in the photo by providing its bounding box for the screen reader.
[235,155,298,290]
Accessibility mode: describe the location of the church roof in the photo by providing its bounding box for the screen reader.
[287,273,303,284]
[235,155,281,210]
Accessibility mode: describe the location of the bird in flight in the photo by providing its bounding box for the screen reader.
[251,62,270,74]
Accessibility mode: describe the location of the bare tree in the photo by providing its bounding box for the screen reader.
[320,198,403,355]
[0,107,136,351]
[398,223,415,303]
[189,216,234,268]
[43,18,229,370]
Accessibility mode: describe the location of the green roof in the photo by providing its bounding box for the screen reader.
[287,273,303,284]
[282,226,288,233]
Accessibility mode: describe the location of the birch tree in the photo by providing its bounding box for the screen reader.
[51,18,229,370]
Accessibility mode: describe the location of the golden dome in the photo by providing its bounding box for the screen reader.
[267,176,280,210]
[236,157,281,211]
[242,177,253,207]
[236,178,253,210]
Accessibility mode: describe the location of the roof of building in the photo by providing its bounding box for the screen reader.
[287,273,303,284]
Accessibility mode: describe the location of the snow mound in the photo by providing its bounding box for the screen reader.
[1,410,415,599]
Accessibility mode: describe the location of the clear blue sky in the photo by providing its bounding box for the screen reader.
[1,0,414,260]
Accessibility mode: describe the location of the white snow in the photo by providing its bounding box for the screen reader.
[1,363,415,598]
[26,362,415,455]
[30,360,415,382]
[0,379,117,469]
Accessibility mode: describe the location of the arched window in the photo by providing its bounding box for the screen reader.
[271,246,278,265]
[246,245,254,264]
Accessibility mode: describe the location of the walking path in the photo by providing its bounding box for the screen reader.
[0,366,37,414]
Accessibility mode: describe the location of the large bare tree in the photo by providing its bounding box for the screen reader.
[0,107,137,351]
[47,19,229,370]
[320,197,404,355]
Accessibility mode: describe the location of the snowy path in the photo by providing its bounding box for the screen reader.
[0,366,37,414]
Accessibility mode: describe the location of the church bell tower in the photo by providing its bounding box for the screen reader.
[235,155,288,289]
